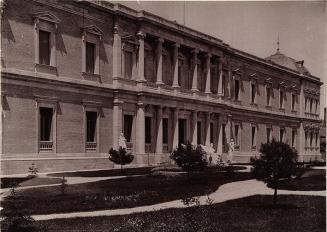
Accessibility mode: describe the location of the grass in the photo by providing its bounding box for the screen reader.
[1,176,34,188]
[47,167,153,177]
[2,171,252,215]
[275,169,326,191]
[1,176,63,189]
[47,165,247,178]
[34,195,326,232]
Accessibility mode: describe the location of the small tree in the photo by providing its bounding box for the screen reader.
[109,147,134,173]
[251,139,298,205]
[170,142,207,177]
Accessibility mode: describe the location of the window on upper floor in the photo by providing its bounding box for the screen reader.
[251,82,256,104]
[86,42,96,74]
[234,79,240,101]
[266,86,272,106]
[291,93,296,111]
[234,124,240,146]
[279,89,285,109]
[33,12,60,72]
[197,121,202,145]
[305,97,308,112]
[39,30,51,65]
[124,50,133,79]
[82,25,103,76]
[309,98,313,113]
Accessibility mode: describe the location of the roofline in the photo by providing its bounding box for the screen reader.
[77,0,321,84]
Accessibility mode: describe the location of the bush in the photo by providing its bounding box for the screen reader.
[109,147,134,173]
[170,142,207,176]
[251,139,298,205]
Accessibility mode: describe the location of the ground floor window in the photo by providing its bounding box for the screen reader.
[162,118,168,144]
[40,107,53,141]
[234,124,239,145]
[123,114,133,142]
[86,111,97,142]
[266,127,271,143]
[210,122,214,144]
[145,116,152,144]
[251,126,256,149]
[197,121,202,145]
[179,119,186,144]
[291,129,296,149]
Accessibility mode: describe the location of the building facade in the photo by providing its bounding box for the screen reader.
[0,0,322,174]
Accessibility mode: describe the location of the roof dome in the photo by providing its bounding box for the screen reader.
[265,51,310,75]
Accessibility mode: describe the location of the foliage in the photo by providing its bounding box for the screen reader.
[109,147,134,172]
[250,138,298,204]
[28,163,38,176]
[1,185,38,232]
[170,142,207,174]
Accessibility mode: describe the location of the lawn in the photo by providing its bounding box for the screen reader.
[34,195,326,232]
[1,177,63,189]
[1,170,252,215]
[1,176,34,188]
[270,169,326,191]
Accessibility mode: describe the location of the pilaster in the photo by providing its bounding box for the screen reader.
[113,23,122,78]
[205,54,212,94]
[172,108,179,149]
[112,92,123,149]
[191,49,199,92]
[156,106,163,154]
[205,112,211,146]
[172,43,180,88]
[156,38,164,85]
[136,100,145,154]
[137,31,146,82]
[191,111,198,145]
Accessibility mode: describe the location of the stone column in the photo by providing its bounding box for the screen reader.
[217,57,223,96]
[156,106,163,154]
[136,101,145,154]
[298,122,305,162]
[191,111,198,145]
[172,108,179,149]
[205,54,212,94]
[172,43,180,88]
[299,79,304,117]
[113,23,121,78]
[112,93,123,149]
[205,112,211,146]
[226,115,231,143]
[156,38,164,85]
[191,49,199,92]
[216,115,223,154]
[137,31,146,82]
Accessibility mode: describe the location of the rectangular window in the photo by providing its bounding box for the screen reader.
[123,115,133,142]
[310,98,313,113]
[251,83,256,104]
[266,86,271,106]
[305,98,308,112]
[197,121,202,145]
[234,124,239,145]
[310,132,313,147]
[210,122,214,144]
[86,111,97,142]
[315,132,318,147]
[163,118,168,144]
[222,124,226,146]
[305,131,308,148]
[222,75,225,96]
[39,30,50,65]
[279,128,284,142]
[251,126,256,148]
[291,129,296,148]
[234,79,240,100]
[86,42,95,74]
[279,90,284,109]
[145,116,152,144]
[124,51,133,79]
[40,107,53,141]
[266,127,271,143]
[291,93,296,111]
[178,62,182,87]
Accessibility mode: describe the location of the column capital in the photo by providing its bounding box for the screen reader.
[113,23,119,34]
[192,48,199,54]
[205,53,212,59]
[173,43,180,49]
[157,38,164,44]
[137,31,146,40]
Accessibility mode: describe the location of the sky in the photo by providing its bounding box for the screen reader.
[116,1,326,117]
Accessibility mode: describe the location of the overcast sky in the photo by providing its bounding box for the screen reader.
[116,1,326,116]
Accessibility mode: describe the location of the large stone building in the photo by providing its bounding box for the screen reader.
[0,0,322,174]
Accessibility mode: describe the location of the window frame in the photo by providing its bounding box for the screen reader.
[81,25,103,76]
[33,12,60,71]
[83,102,101,153]
[35,96,58,153]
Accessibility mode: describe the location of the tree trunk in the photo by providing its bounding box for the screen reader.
[273,182,278,205]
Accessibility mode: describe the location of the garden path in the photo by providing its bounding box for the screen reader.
[31,178,325,221]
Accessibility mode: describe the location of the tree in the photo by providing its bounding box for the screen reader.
[108,147,134,173]
[250,139,298,205]
[170,142,207,177]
